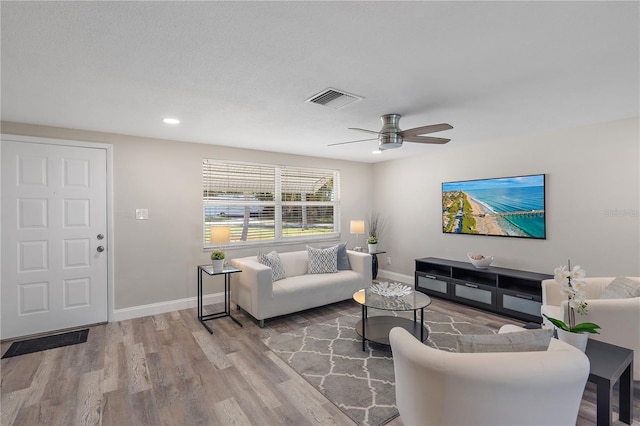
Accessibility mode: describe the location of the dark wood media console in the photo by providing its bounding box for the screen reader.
[415,257,553,323]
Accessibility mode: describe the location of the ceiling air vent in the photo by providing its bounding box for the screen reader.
[306,88,363,109]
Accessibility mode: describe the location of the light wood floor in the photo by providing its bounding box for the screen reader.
[1,297,638,425]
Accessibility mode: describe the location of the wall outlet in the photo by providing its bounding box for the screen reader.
[387,256,391,265]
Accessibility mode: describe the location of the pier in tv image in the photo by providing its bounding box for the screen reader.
[442,174,546,239]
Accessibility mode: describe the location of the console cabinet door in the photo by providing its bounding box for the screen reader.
[498,289,542,322]
[452,280,496,310]
[415,272,450,299]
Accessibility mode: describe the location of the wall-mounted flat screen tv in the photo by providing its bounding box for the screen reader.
[442,174,545,239]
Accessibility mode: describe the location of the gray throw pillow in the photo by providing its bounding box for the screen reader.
[257,250,287,281]
[307,245,338,274]
[600,277,640,299]
[321,242,351,270]
[456,328,553,353]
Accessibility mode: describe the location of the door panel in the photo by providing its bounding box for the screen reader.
[1,140,108,339]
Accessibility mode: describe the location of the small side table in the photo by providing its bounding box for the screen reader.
[584,339,633,425]
[197,265,243,334]
[369,250,386,280]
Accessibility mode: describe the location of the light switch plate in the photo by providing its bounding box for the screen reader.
[135,208,149,220]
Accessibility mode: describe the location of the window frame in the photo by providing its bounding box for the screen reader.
[203,159,341,249]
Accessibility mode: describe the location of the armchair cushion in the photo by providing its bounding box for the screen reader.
[600,276,640,299]
[457,328,553,353]
[257,250,287,281]
[307,245,338,274]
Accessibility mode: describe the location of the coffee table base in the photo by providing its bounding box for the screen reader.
[356,316,428,348]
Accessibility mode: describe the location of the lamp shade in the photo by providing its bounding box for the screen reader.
[350,220,365,235]
[210,226,231,244]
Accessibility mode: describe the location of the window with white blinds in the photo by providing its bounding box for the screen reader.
[203,160,340,247]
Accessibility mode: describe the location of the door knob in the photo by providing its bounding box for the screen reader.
[97,234,104,240]
[97,246,105,253]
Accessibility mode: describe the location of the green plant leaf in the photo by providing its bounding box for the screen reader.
[210,250,225,260]
[572,322,601,334]
[543,314,569,331]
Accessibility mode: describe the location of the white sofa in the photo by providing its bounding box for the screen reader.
[230,250,372,327]
[541,276,640,380]
[389,324,590,426]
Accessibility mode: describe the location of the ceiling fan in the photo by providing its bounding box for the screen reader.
[329,113,453,150]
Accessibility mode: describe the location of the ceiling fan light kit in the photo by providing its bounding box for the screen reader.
[378,133,403,150]
[330,113,453,150]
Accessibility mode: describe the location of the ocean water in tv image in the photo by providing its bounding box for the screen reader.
[466,186,545,238]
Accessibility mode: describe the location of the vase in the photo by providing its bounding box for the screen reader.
[212,259,224,272]
[368,243,378,253]
[556,328,588,352]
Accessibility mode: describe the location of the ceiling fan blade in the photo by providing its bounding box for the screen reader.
[403,135,450,144]
[348,127,382,135]
[328,137,378,147]
[400,123,453,137]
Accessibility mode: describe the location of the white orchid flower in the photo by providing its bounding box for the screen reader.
[546,261,598,333]
[570,265,586,280]
[554,266,570,284]
[572,280,585,291]
[559,282,574,296]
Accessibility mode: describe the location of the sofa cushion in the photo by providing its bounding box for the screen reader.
[257,250,287,281]
[278,251,309,277]
[600,276,640,299]
[321,242,351,270]
[307,245,338,274]
[457,329,553,353]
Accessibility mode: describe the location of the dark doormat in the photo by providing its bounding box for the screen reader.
[2,329,89,359]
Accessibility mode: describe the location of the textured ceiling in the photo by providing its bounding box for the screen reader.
[1,1,638,163]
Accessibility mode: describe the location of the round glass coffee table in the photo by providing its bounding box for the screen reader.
[353,286,431,351]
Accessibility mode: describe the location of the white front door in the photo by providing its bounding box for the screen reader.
[1,139,108,339]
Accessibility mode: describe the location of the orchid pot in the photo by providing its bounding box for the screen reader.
[555,328,589,352]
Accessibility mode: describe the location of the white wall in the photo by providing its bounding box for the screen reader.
[0,122,374,311]
[3,117,638,318]
[373,117,640,278]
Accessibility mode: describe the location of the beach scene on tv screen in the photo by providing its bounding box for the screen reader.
[442,175,545,238]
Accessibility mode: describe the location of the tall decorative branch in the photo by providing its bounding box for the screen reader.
[367,212,386,240]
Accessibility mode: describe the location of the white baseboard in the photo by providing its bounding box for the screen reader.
[111,292,225,322]
[111,270,412,322]
[376,269,413,285]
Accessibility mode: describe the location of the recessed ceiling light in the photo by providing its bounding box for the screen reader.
[162,118,180,124]
[372,150,382,155]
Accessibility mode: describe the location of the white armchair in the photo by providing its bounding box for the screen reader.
[389,326,590,426]
[541,277,640,380]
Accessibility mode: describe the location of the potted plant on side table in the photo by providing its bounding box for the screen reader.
[211,249,225,272]
[366,212,386,254]
[543,260,600,351]
[367,236,378,254]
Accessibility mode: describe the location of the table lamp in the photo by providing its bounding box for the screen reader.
[211,226,231,246]
[210,226,231,269]
[350,220,365,251]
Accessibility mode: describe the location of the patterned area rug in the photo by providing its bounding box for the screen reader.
[263,310,495,426]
